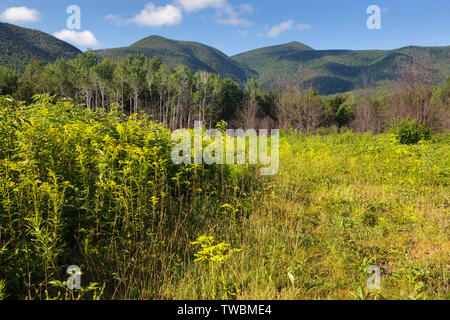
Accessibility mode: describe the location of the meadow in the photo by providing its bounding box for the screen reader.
[0,95,448,300]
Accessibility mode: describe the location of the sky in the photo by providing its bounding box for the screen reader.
[1,0,449,55]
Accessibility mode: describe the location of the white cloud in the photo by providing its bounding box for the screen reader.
[268,20,294,38]
[130,3,183,27]
[175,0,226,13]
[105,13,118,22]
[266,21,311,38]
[296,24,311,31]
[175,0,252,26]
[53,30,101,48]
[104,14,128,26]
[215,3,253,26]
[0,6,41,24]
[106,1,252,28]
[217,15,252,27]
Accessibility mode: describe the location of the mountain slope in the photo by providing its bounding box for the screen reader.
[1,22,448,95]
[0,22,81,71]
[232,43,450,95]
[94,35,256,84]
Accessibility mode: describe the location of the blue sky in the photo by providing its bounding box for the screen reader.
[1,0,449,55]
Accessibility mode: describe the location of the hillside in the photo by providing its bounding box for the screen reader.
[232,43,450,95]
[94,35,256,84]
[0,22,81,71]
[1,22,448,94]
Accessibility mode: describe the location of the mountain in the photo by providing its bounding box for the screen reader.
[0,22,81,72]
[232,42,450,95]
[1,22,449,94]
[94,35,256,84]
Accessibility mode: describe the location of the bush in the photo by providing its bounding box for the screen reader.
[336,104,354,131]
[0,95,252,300]
[391,119,432,144]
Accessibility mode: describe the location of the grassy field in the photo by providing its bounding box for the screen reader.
[165,131,449,300]
[0,96,448,300]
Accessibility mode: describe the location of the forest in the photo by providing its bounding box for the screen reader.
[0,51,449,133]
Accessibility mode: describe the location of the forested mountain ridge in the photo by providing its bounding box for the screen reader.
[1,22,449,94]
[0,22,81,71]
[94,35,256,84]
[232,43,450,94]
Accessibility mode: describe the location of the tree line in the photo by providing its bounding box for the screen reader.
[0,52,448,132]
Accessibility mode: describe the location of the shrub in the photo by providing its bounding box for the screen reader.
[391,119,432,144]
[0,95,253,300]
[336,104,354,131]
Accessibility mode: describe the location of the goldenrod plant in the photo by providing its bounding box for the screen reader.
[191,236,243,299]
[0,95,254,299]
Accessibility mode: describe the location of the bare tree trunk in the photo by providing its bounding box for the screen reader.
[236,98,259,130]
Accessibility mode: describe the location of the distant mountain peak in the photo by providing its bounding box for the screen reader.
[1,22,449,95]
[232,41,314,60]
[232,41,450,95]
[95,34,256,83]
[130,35,216,50]
[131,35,171,46]
[283,41,315,50]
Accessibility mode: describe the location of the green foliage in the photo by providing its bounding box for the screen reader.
[4,51,250,127]
[2,21,449,96]
[232,43,450,95]
[391,119,432,144]
[167,130,448,300]
[0,66,18,95]
[0,279,6,300]
[336,103,354,130]
[214,78,244,121]
[191,236,243,299]
[48,279,105,300]
[0,95,254,300]
[95,35,255,84]
[191,236,243,264]
[0,95,448,300]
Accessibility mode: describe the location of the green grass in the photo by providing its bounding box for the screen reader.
[164,131,449,300]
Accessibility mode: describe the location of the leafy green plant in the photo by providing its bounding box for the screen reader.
[350,285,384,300]
[0,96,253,300]
[0,279,6,300]
[48,280,105,300]
[191,236,243,299]
[391,119,431,144]
[336,104,354,131]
